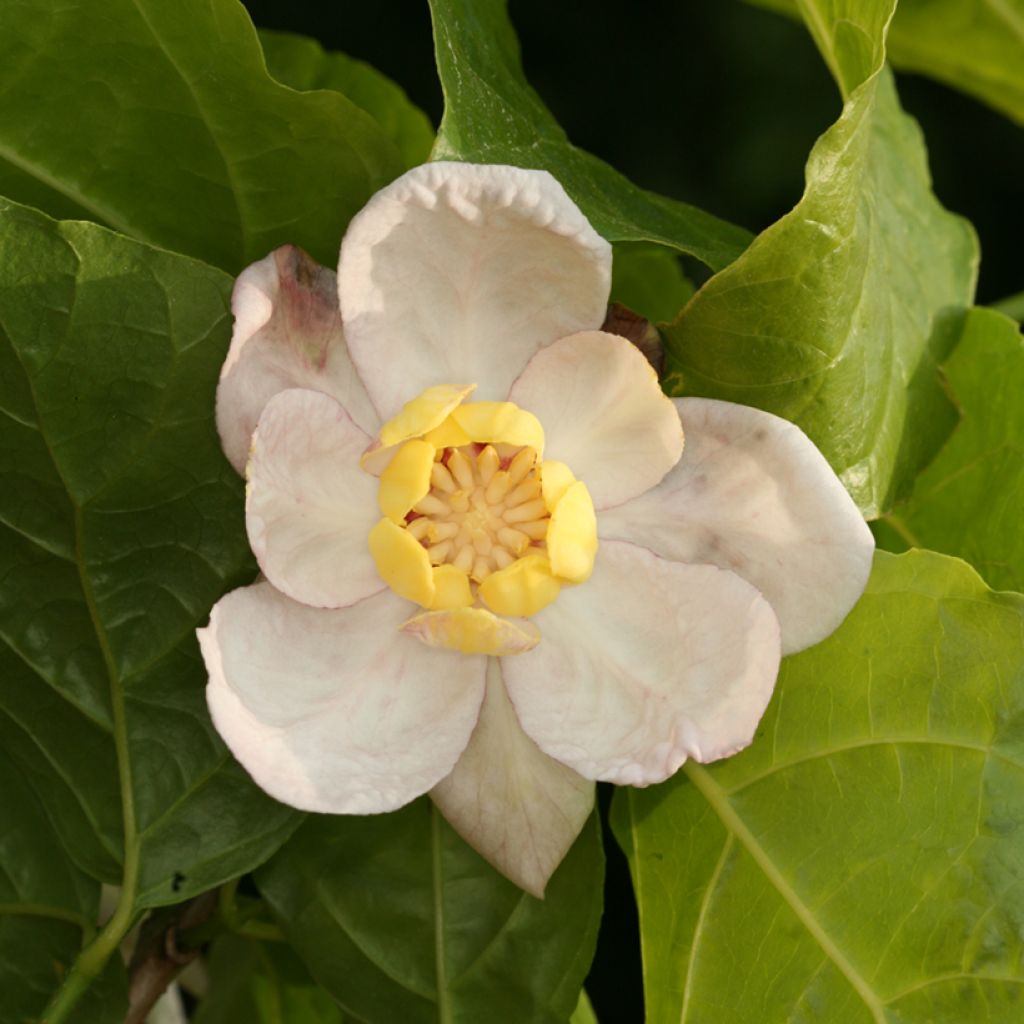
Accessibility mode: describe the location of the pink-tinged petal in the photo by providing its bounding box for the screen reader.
[502,541,781,786]
[338,162,612,418]
[431,660,595,898]
[508,332,683,509]
[599,398,875,655]
[247,389,383,609]
[217,246,378,473]
[199,582,487,814]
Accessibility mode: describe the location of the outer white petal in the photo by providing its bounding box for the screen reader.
[431,660,595,898]
[599,398,875,654]
[508,331,684,508]
[338,162,612,419]
[502,540,780,786]
[217,246,378,473]
[199,582,487,814]
[246,389,383,609]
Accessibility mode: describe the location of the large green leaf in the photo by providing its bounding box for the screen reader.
[426,0,752,271]
[258,29,434,169]
[257,800,604,1024]
[0,198,300,1009]
[876,308,1024,592]
[612,550,1024,1023]
[0,0,404,274]
[664,0,977,517]
[753,0,1024,126]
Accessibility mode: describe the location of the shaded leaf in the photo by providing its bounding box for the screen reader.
[0,747,127,1023]
[0,197,299,934]
[610,244,695,326]
[258,29,434,169]
[612,550,1024,1023]
[193,935,346,1024]
[257,800,603,1024]
[0,0,404,273]
[664,0,977,517]
[876,308,1024,592]
[427,0,752,271]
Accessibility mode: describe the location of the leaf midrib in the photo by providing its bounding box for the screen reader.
[684,762,888,1024]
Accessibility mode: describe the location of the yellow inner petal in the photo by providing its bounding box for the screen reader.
[367,518,435,607]
[547,480,598,583]
[478,553,561,617]
[378,439,435,522]
[451,401,545,454]
[430,564,473,610]
[379,383,476,447]
[540,459,576,512]
[403,607,541,655]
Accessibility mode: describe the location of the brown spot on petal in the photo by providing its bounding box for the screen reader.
[602,302,664,375]
[273,245,341,371]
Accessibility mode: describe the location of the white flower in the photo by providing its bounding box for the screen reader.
[198,163,874,896]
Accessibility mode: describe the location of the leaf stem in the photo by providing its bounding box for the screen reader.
[41,894,136,1023]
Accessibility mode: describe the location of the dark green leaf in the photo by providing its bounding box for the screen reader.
[0,0,404,273]
[194,935,346,1024]
[664,0,977,517]
[876,308,1024,592]
[427,0,752,271]
[610,244,695,326]
[0,747,128,1023]
[613,550,1024,1023]
[258,29,434,169]
[0,197,299,933]
[257,800,603,1024]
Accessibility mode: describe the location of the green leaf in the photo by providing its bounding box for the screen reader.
[0,198,301,1009]
[0,747,128,1023]
[194,935,346,1024]
[257,800,604,1024]
[427,0,752,271]
[876,308,1024,593]
[569,989,599,1024]
[752,0,1024,126]
[612,550,1024,1023]
[258,29,434,170]
[664,0,977,518]
[0,0,404,274]
[610,244,695,326]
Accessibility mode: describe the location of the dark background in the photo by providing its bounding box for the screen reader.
[239,1,1023,1018]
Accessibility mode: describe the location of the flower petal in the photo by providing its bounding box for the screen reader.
[402,607,540,656]
[598,398,875,654]
[501,540,781,785]
[200,582,487,814]
[246,389,383,609]
[339,162,612,418]
[508,331,683,509]
[432,660,595,898]
[217,246,378,474]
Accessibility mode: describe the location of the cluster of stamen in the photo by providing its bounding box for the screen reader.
[404,445,549,582]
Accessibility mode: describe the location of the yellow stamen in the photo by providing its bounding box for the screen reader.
[478,554,561,617]
[547,480,598,583]
[378,439,434,522]
[367,518,435,607]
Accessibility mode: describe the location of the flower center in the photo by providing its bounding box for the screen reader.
[406,444,548,582]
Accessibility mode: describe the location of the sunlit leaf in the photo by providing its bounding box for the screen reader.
[613,550,1024,1023]
[876,308,1024,593]
[664,0,977,517]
